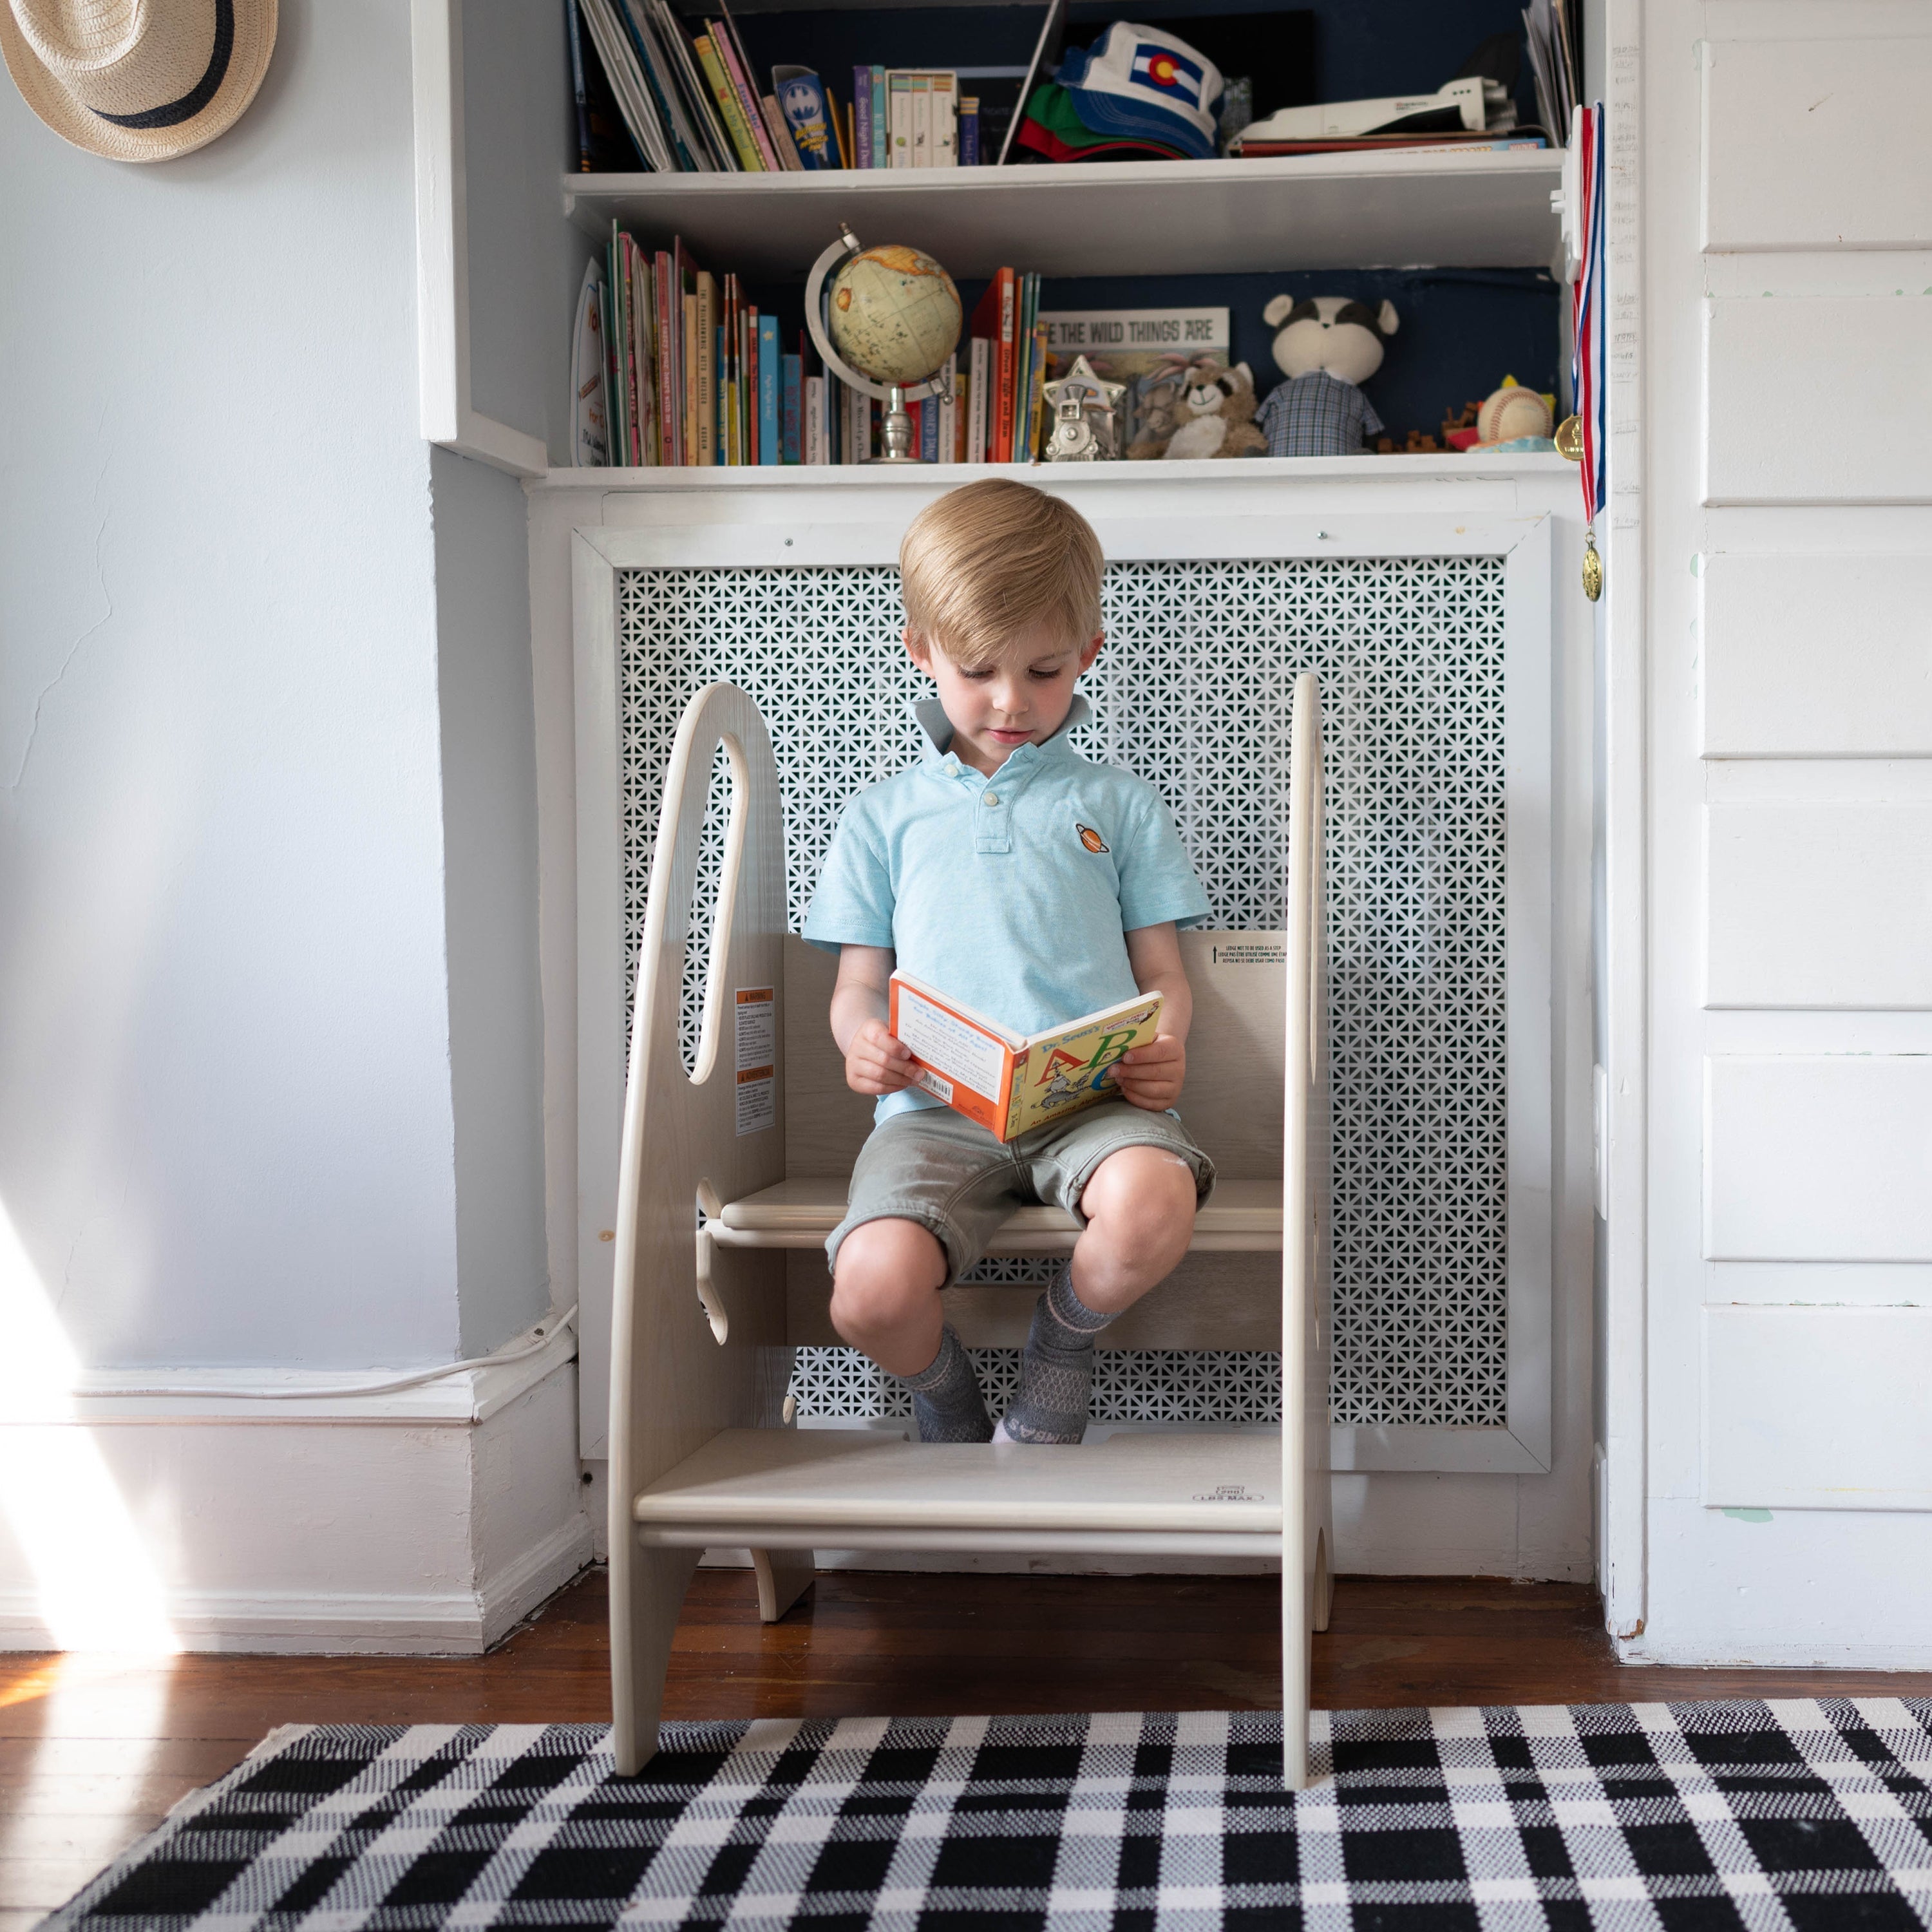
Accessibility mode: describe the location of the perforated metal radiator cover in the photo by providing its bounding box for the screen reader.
[619,556,1507,1428]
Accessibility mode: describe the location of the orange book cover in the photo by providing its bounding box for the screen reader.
[888,973,1162,1142]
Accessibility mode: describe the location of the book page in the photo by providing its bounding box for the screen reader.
[1006,993,1162,1139]
[893,983,1006,1100]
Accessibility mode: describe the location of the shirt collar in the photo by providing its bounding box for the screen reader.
[915,693,1092,772]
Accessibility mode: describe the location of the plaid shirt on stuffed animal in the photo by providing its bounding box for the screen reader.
[1256,370,1384,457]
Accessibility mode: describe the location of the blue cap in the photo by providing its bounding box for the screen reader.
[1056,22,1224,161]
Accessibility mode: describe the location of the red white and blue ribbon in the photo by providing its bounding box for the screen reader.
[1569,102,1607,527]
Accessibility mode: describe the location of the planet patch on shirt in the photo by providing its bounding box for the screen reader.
[1076,822,1110,854]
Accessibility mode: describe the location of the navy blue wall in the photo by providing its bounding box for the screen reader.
[746,267,1558,444]
[1021,269,1559,443]
[724,0,1564,442]
[733,0,1553,129]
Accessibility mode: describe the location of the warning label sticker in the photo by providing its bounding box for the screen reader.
[734,987,776,1136]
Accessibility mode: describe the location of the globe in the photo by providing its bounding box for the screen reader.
[826,244,962,389]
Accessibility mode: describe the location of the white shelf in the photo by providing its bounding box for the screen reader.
[562,149,1563,279]
[530,451,1575,489]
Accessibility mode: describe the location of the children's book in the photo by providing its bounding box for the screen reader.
[888,974,1162,1141]
[571,257,609,465]
[851,66,873,166]
[758,311,779,460]
[869,64,887,167]
[969,269,1018,462]
[781,348,801,462]
[967,334,991,461]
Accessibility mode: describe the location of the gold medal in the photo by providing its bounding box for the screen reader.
[1555,413,1584,462]
[1582,527,1603,602]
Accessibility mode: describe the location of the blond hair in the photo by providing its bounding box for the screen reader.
[898,479,1103,669]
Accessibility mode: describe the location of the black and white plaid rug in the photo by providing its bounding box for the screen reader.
[47,1702,1932,1928]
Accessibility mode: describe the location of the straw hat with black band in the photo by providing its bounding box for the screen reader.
[3,0,276,163]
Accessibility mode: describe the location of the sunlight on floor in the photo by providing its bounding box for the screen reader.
[0,1651,182,1907]
[0,1198,178,1654]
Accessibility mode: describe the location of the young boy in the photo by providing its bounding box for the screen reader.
[803,478,1215,1445]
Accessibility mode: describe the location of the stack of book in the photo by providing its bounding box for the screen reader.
[967,270,1049,463]
[1520,0,1581,147]
[569,0,996,171]
[1231,72,1544,157]
[584,224,1056,466]
[571,0,826,173]
[849,70,980,168]
[598,228,803,464]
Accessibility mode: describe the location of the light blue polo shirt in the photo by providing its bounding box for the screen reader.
[803,695,1210,1121]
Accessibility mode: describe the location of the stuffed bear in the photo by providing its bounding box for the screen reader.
[1128,357,1267,458]
[1255,295,1399,457]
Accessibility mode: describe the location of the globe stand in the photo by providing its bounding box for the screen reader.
[804,225,960,466]
[873,384,920,465]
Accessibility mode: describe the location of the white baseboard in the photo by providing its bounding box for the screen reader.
[1620,1637,1932,1671]
[0,1327,591,1655]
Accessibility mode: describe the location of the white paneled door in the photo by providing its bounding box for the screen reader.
[1611,1,1932,1666]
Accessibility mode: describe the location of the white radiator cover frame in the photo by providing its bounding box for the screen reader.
[567,502,1557,1479]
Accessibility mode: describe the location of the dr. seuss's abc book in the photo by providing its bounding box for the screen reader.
[887,973,1163,1142]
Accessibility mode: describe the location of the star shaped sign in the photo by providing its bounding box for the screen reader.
[1042,354,1127,417]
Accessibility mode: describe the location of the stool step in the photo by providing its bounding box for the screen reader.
[714,1176,1284,1253]
[630,1427,1284,1555]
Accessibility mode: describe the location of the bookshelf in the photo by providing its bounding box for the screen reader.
[562,149,1564,278]
[411,0,1573,476]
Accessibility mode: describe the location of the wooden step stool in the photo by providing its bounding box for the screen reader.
[608,674,1333,1785]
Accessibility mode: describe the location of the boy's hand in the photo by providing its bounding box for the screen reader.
[1113,1033,1186,1112]
[845,1018,921,1097]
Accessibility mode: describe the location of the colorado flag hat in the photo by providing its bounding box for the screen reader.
[1056,21,1223,160]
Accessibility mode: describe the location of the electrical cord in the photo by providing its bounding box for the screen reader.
[81,1305,579,1401]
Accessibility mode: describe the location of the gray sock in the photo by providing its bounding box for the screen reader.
[892,1324,991,1443]
[998,1264,1112,1444]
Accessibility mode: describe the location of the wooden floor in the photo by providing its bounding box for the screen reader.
[7,1564,1931,1926]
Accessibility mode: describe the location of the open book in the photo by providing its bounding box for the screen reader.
[887,972,1163,1142]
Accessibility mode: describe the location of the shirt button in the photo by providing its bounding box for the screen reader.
[983,791,999,806]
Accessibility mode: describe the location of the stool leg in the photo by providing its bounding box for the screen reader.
[750,1548,816,1622]
[611,1542,699,1776]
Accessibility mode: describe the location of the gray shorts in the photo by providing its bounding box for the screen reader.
[825,1099,1216,1278]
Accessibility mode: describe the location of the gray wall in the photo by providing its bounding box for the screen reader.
[1,0,549,1367]
[462,0,591,462]
[432,447,550,1354]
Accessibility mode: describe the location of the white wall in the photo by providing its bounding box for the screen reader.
[1,0,463,1368]
[1614,0,1932,1666]
[0,1,580,1648]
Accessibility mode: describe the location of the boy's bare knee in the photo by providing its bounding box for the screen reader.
[829,1218,947,1345]
[1080,1146,1198,1245]
[1072,1149,1197,1307]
